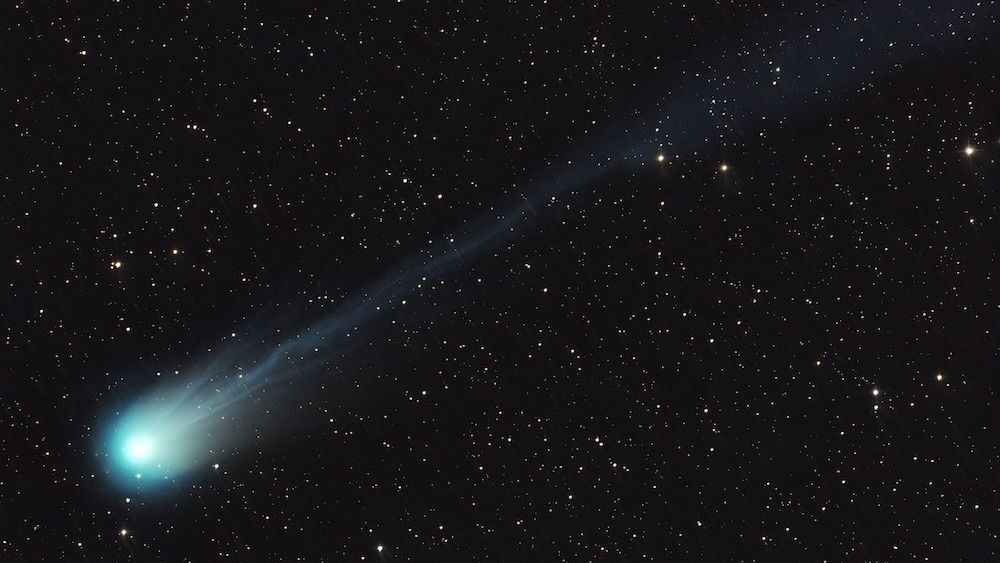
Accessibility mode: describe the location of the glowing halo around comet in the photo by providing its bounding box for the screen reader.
[123,435,154,463]
[103,382,240,490]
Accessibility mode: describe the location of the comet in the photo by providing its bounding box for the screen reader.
[100,0,969,491]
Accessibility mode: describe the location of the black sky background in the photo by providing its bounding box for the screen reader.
[2,1,1000,561]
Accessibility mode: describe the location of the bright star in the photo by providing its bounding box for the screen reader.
[965,146,975,156]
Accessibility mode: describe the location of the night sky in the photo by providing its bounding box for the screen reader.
[2,1,1000,561]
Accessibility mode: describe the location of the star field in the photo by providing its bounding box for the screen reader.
[2,1,999,561]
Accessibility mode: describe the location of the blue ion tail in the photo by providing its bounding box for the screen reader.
[100,0,968,491]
